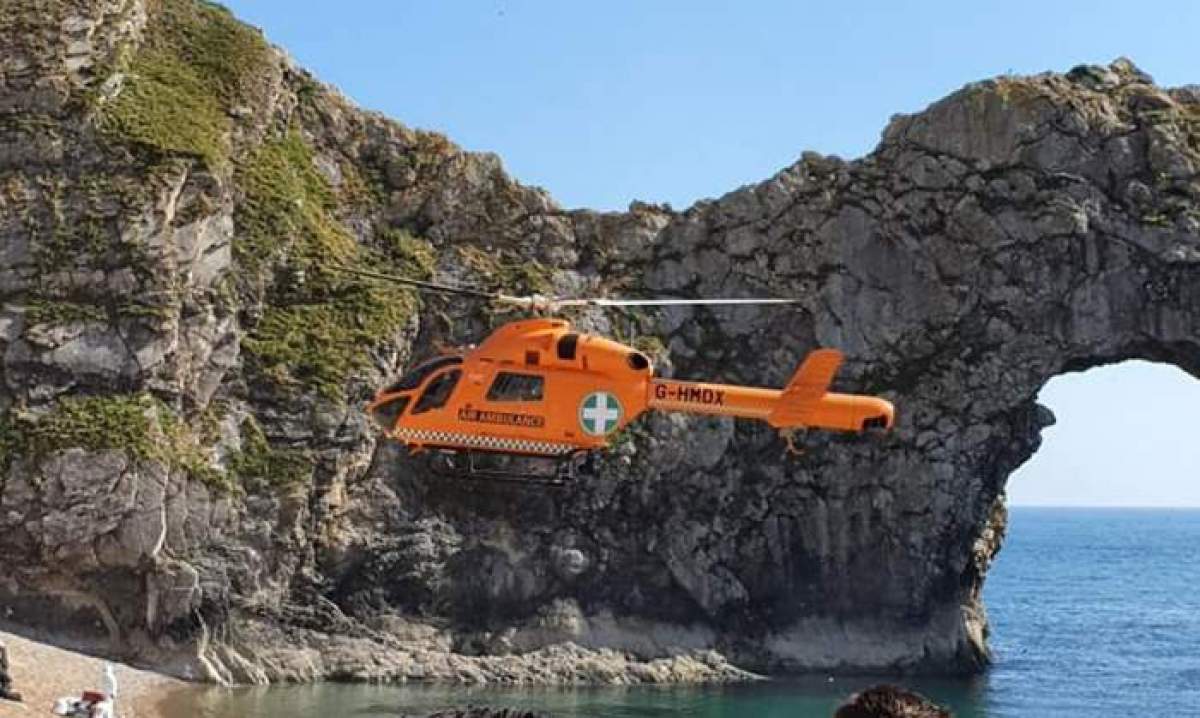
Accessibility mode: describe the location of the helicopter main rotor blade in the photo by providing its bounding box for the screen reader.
[331,264,799,311]
[547,297,801,307]
[330,264,502,300]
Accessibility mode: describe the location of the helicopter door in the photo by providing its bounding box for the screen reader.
[412,369,462,414]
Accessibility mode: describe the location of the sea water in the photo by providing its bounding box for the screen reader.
[167,508,1200,717]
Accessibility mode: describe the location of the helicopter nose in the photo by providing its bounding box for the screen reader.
[368,394,411,432]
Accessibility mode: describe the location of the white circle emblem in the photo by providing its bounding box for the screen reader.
[579,391,623,436]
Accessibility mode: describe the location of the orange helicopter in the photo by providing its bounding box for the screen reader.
[351,268,895,483]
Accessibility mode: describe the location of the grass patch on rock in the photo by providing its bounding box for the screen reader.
[243,288,415,399]
[97,0,271,168]
[4,393,234,492]
[228,417,312,490]
[235,130,422,400]
[632,334,668,360]
[24,300,107,326]
[0,410,14,476]
[378,227,436,278]
[99,48,230,168]
[18,394,161,462]
[456,245,554,295]
[27,168,184,279]
[233,129,356,276]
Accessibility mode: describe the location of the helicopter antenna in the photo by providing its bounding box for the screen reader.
[333,264,799,311]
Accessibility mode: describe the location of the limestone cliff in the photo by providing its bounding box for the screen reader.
[1,0,1197,684]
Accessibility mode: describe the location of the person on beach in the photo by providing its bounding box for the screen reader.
[0,640,23,702]
[834,684,952,718]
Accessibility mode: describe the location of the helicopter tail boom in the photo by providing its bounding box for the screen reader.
[647,378,779,421]
[646,349,894,433]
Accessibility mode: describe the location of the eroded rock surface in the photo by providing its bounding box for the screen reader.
[0,0,1197,684]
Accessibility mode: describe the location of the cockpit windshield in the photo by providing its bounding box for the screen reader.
[384,355,463,394]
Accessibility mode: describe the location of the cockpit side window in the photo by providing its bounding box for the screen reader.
[486,372,544,401]
[412,369,462,414]
[386,356,462,393]
[370,396,410,430]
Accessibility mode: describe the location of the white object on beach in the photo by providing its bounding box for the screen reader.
[92,697,115,718]
[49,663,119,717]
[50,696,113,717]
[103,663,118,699]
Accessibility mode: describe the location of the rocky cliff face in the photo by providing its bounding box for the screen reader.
[1,0,1197,685]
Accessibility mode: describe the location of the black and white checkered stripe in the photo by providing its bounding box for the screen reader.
[392,427,575,456]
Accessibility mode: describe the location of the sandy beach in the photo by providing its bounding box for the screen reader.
[0,630,181,718]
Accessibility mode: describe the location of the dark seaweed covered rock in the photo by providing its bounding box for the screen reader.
[423,708,551,718]
[835,684,952,718]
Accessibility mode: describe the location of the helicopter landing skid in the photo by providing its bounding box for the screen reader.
[428,449,594,487]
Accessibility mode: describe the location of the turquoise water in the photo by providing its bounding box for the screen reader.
[168,678,989,717]
[172,508,1200,717]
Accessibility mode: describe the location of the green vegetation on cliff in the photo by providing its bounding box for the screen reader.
[228,416,312,489]
[1,394,232,491]
[456,245,553,295]
[20,394,161,462]
[379,227,437,278]
[24,300,107,326]
[2,394,315,493]
[243,288,414,400]
[61,0,433,402]
[0,411,14,476]
[97,0,270,168]
[235,131,423,400]
[99,48,229,168]
[24,171,163,277]
[233,129,357,274]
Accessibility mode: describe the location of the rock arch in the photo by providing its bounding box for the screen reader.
[358,60,1199,676]
[558,59,1200,671]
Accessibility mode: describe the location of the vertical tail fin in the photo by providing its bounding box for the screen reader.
[767,349,843,427]
[781,348,844,402]
[767,349,894,432]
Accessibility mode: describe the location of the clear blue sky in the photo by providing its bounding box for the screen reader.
[222,0,1200,506]
[1009,362,1200,507]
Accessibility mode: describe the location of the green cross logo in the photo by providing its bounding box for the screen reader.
[580,392,622,436]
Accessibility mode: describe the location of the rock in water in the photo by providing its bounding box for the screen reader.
[424,709,551,718]
[0,1,1198,684]
[835,684,952,718]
